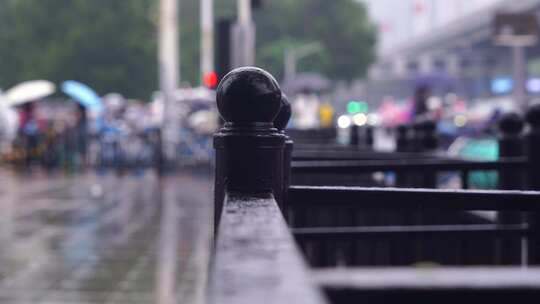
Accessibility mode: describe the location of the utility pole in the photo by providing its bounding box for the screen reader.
[201,0,214,82]
[231,0,255,67]
[159,0,179,170]
[512,45,526,107]
[238,0,252,25]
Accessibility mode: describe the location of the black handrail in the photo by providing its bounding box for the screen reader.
[211,192,326,304]
[293,224,529,241]
[292,157,527,173]
[289,186,540,211]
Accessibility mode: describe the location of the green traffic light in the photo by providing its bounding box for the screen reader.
[347,101,368,114]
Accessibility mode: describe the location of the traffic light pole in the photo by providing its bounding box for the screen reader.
[201,0,214,84]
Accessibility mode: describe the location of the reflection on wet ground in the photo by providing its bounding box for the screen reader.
[0,168,213,304]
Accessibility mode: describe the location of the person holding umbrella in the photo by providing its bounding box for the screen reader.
[17,102,46,166]
[61,81,103,169]
[4,80,55,167]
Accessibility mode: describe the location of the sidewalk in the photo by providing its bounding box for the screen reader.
[0,168,213,304]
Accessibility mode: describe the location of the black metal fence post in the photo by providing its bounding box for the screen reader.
[420,120,438,152]
[409,118,438,153]
[275,93,293,216]
[350,124,359,148]
[395,125,410,187]
[498,113,525,190]
[396,125,409,153]
[396,125,411,152]
[526,104,540,190]
[526,104,540,264]
[497,112,525,264]
[365,125,374,148]
[213,67,286,231]
[418,119,438,188]
[409,120,427,187]
[411,121,424,153]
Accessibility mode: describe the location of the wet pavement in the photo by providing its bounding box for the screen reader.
[0,167,213,304]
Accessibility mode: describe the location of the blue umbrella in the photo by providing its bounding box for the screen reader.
[61,80,103,111]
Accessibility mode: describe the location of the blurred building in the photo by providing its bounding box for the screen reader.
[362,0,540,105]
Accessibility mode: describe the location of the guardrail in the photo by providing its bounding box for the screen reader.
[210,67,540,303]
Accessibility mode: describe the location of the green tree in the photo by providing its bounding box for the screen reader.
[0,0,375,99]
[0,0,159,99]
[253,0,376,81]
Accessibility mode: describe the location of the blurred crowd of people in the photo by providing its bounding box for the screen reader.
[0,87,217,172]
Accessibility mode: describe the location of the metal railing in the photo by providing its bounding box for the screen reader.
[210,67,540,303]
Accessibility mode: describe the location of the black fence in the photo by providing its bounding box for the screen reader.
[209,67,540,303]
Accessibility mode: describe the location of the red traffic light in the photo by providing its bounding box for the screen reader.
[203,71,218,88]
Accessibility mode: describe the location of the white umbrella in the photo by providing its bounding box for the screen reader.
[4,80,55,107]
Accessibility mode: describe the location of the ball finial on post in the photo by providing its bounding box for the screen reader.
[217,67,282,124]
[499,112,525,136]
[526,103,540,129]
[274,93,292,131]
[214,67,287,229]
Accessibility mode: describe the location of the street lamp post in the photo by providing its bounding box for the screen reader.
[512,45,526,107]
[283,42,322,81]
[231,0,255,67]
